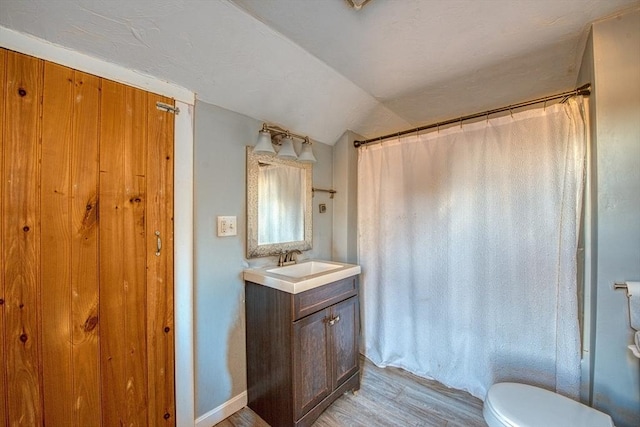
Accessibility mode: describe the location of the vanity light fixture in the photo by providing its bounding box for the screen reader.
[298,137,317,163]
[254,123,317,163]
[277,133,298,160]
[254,128,276,155]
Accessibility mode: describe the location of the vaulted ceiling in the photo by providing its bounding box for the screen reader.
[1,0,637,144]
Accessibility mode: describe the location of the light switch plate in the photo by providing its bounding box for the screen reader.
[217,216,237,237]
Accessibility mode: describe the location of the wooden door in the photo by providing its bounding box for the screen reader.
[0,49,175,426]
[293,308,331,421]
[330,296,359,390]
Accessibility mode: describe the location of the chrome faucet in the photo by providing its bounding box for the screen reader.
[278,249,302,266]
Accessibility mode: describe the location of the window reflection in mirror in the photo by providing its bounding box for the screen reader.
[246,147,312,258]
[258,163,304,244]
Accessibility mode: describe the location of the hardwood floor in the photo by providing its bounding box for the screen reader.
[215,356,487,427]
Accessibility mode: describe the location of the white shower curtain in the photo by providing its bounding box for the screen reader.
[358,98,586,400]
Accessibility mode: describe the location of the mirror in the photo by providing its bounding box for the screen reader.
[246,147,312,258]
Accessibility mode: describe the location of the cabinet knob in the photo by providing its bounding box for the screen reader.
[328,315,340,326]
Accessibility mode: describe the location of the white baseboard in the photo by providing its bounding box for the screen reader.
[195,391,247,427]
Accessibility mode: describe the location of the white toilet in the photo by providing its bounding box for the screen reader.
[483,382,614,427]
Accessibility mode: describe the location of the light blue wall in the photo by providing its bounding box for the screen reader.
[193,101,333,417]
[332,131,361,264]
[576,26,597,406]
[578,8,640,427]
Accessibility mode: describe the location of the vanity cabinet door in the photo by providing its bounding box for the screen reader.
[246,277,360,427]
[330,296,359,389]
[293,308,331,421]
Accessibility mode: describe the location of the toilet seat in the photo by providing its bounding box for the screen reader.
[483,383,614,427]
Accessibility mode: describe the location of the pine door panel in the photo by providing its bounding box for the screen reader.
[40,62,103,426]
[99,81,151,427]
[121,87,149,427]
[98,79,175,426]
[0,46,7,426]
[41,61,74,426]
[70,70,101,427]
[1,48,175,426]
[145,94,175,426]
[2,50,44,426]
[99,78,129,427]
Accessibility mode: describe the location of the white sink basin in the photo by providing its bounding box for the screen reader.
[244,260,361,294]
[266,261,342,278]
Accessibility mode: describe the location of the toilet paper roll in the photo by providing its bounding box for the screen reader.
[627,281,640,330]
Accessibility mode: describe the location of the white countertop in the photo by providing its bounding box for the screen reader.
[243,260,361,294]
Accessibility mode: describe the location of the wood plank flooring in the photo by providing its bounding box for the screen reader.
[215,356,487,427]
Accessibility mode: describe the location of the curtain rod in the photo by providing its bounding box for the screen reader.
[353,83,591,148]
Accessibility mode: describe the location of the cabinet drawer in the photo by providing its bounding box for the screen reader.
[293,276,358,321]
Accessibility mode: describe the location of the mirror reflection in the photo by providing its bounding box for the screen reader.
[258,163,304,244]
[246,147,312,258]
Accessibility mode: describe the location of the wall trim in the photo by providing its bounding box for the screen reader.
[195,392,247,427]
[0,26,194,104]
[174,102,196,427]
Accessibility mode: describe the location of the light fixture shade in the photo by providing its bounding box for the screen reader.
[298,143,317,163]
[254,130,276,155]
[277,136,298,160]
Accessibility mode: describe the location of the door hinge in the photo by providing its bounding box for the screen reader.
[156,102,180,115]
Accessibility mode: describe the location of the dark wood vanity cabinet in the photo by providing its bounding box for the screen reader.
[245,275,360,427]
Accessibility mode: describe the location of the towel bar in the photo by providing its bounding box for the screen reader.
[614,282,628,290]
[312,187,337,198]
